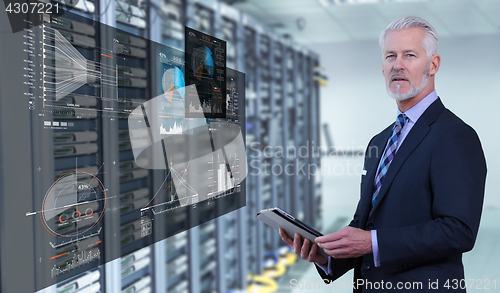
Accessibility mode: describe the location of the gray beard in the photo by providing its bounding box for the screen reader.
[387,69,430,101]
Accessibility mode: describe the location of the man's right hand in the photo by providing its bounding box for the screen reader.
[279,228,328,265]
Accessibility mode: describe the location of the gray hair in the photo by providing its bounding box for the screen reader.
[379,16,438,59]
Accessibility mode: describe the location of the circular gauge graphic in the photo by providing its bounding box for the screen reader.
[40,170,108,238]
[162,67,185,102]
[191,47,214,81]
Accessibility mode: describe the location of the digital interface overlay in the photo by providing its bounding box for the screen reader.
[0,9,246,292]
[185,27,226,118]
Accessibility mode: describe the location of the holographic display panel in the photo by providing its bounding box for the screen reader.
[184,27,227,118]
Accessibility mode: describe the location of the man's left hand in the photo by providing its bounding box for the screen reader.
[315,226,372,259]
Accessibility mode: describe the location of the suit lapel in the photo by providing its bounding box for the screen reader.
[368,98,446,219]
[359,127,391,227]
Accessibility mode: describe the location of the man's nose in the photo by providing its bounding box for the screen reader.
[393,56,405,71]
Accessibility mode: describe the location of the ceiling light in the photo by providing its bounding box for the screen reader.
[317,0,331,8]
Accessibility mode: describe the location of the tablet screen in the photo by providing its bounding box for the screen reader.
[272,207,323,237]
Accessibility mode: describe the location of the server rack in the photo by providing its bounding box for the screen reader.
[42,5,106,293]
[0,0,321,292]
[112,2,156,293]
[160,0,184,49]
[238,16,322,291]
[241,15,265,280]
[217,4,246,293]
[116,0,321,291]
[309,59,322,230]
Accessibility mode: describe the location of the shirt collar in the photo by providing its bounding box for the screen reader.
[398,90,438,124]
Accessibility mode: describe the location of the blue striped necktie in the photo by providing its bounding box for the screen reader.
[371,113,408,208]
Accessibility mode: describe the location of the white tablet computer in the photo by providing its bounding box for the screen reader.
[256,207,328,258]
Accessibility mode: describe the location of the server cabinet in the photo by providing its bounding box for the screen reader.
[0,0,320,292]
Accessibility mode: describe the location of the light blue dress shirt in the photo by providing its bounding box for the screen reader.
[317,90,439,274]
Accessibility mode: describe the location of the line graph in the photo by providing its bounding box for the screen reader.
[141,157,199,215]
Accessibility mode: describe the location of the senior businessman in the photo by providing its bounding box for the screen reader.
[279,16,487,292]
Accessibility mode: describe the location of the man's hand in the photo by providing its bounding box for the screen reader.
[315,226,372,259]
[279,228,328,265]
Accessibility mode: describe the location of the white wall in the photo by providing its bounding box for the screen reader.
[316,33,500,207]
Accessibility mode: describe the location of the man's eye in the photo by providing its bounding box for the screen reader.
[386,55,395,59]
[407,54,415,57]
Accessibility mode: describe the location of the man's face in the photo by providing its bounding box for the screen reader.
[382,28,430,101]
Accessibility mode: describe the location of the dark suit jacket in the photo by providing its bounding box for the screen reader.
[316,98,487,292]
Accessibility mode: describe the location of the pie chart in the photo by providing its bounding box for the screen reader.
[40,170,108,238]
[191,47,214,81]
[162,67,185,102]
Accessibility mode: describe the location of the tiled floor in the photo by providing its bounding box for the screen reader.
[276,157,500,293]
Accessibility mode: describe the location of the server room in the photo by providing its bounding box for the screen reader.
[0,0,498,292]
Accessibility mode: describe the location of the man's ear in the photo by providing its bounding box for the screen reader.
[429,54,441,75]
